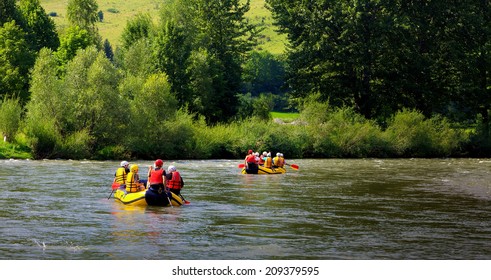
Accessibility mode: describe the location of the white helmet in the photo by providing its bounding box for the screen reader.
[276,153,280,156]
[262,151,267,156]
[267,152,271,157]
[120,161,129,167]
[168,165,176,173]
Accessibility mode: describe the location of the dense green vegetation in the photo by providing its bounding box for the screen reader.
[0,0,490,160]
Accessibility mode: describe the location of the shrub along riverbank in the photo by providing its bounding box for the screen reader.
[1,100,486,160]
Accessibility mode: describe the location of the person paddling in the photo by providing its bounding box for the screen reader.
[145,159,173,206]
[113,161,129,185]
[147,159,166,194]
[244,149,258,174]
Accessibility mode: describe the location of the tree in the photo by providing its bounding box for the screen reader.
[266,0,480,121]
[0,20,34,102]
[63,47,126,147]
[66,0,101,47]
[0,97,22,142]
[121,13,153,50]
[153,19,192,105]
[55,25,92,68]
[157,0,259,123]
[0,0,23,26]
[241,50,286,96]
[103,38,113,61]
[19,0,59,52]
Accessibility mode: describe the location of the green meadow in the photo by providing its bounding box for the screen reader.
[39,0,286,54]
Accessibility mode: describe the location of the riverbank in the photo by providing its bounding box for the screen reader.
[0,141,32,159]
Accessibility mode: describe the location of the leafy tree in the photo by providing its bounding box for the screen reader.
[55,25,92,68]
[120,38,155,77]
[186,48,220,117]
[0,0,23,26]
[158,0,259,123]
[121,13,153,49]
[24,48,64,158]
[241,50,286,96]
[0,20,34,102]
[63,47,126,147]
[18,0,59,52]
[266,0,488,123]
[0,97,22,142]
[126,73,178,157]
[153,19,192,105]
[66,0,102,47]
[26,48,65,127]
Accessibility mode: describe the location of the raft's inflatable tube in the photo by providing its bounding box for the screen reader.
[241,166,286,175]
[114,187,183,207]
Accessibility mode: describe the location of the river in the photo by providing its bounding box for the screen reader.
[1,158,491,260]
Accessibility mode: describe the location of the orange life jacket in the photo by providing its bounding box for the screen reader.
[167,171,182,190]
[264,157,272,168]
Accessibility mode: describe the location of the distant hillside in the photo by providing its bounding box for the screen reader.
[39,0,286,54]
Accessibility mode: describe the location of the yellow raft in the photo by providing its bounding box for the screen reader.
[241,165,287,175]
[114,188,184,207]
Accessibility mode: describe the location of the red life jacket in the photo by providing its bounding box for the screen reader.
[149,168,164,185]
[167,171,182,190]
[246,154,256,163]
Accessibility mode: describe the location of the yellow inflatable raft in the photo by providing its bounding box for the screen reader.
[241,165,287,175]
[114,188,184,207]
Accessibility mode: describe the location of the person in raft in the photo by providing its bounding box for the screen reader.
[113,160,130,185]
[244,149,258,174]
[125,164,146,193]
[147,159,167,193]
[263,152,273,170]
[145,159,172,206]
[166,165,184,196]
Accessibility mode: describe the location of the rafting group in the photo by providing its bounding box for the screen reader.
[241,149,298,175]
[110,159,189,207]
[109,150,299,207]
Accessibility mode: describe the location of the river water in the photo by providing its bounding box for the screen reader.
[1,158,491,260]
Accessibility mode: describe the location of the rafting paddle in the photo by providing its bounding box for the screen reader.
[238,163,245,168]
[179,194,191,205]
[286,163,299,170]
[107,182,121,199]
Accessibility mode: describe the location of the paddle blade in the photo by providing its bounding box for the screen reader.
[290,164,299,170]
[238,163,245,168]
[111,182,121,190]
[184,200,191,205]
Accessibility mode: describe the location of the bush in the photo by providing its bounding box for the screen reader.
[95,145,131,160]
[24,117,61,159]
[59,129,93,159]
[0,98,22,142]
[383,109,465,157]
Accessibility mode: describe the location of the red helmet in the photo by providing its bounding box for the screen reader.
[155,159,163,167]
[248,149,253,154]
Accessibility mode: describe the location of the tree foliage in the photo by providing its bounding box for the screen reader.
[157,0,260,123]
[0,20,34,102]
[66,0,102,47]
[266,0,491,126]
[19,0,59,52]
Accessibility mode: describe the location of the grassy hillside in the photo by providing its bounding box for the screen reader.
[39,0,286,54]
